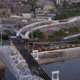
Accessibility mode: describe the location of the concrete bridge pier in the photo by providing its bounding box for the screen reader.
[0,60,6,80]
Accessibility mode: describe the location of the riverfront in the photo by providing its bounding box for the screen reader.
[43,58,80,80]
[5,58,80,80]
[37,47,80,64]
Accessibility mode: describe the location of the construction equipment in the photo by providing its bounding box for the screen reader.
[37,20,53,52]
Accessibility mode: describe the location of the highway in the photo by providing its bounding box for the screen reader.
[25,17,80,39]
[16,16,80,39]
[16,20,51,36]
[63,33,80,40]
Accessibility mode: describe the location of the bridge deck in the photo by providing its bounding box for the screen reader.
[10,37,51,80]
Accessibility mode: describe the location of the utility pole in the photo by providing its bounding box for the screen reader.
[0,18,2,45]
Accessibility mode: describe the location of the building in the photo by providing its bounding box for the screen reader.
[20,19,28,27]
[64,0,69,2]
[56,0,60,5]
[0,9,10,17]
[43,1,54,10]
[36,0,46,7]
[23,4,32,12]
[36,14,56,20]
[13,4,23,13]
[70,0,80,3]
[12,3,32,13]
[36,0,54,10]
[35,8,49,14]
[22,13,32,19]
[35,0,54,15]
[11,0,22,2]
[0,0,6,2]
[64,0,72,5]
[2,19,19,24]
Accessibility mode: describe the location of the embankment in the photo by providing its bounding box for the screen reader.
[37,47,80,64]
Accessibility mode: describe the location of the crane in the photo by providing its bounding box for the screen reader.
[37,20,53,52]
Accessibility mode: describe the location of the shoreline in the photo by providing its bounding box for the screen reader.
[36,47,80,64]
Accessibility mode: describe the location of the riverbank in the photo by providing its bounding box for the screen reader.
[36,47,80,64]
[42,58,80,80]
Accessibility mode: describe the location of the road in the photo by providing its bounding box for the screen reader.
[16,16,80,39]
[63,33,80,40]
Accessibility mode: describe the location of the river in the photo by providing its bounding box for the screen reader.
[5,58,80,80]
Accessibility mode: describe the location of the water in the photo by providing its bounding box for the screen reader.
[5,58,80,80]
[5,68,16,80]
[42,58,80,80]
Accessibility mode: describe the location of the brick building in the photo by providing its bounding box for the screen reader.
[13,6,23,13]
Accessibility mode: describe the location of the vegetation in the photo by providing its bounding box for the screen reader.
[63,2,80,9]
[73,39,80,44]
[55,2,80,20]
[29,29,45,42]
[29,26,80,43]
[8,14,11,17]
[55,10,80,20]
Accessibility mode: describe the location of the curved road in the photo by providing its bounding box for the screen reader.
[16,16,80,39]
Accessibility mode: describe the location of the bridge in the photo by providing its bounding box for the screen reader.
[0,30,52,80]
[10,36,51,80]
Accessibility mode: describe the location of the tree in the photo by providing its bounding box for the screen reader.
[70,4,74,9]
[62,4,66,9]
